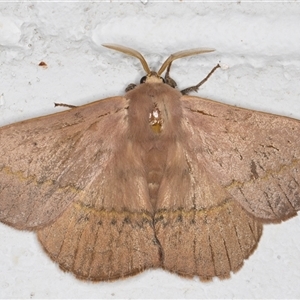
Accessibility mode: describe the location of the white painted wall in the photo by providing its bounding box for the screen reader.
[1,2,300,298]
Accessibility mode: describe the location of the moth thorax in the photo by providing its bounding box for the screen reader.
[149,104,163,133]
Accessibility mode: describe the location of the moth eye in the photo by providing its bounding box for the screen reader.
[140,76,147,84]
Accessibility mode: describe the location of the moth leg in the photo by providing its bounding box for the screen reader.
[164,61,177,88]
[180,63,221,95]
[125,83,137,92]
[54,102,78,109]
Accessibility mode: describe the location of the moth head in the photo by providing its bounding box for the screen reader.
[102,43,215,85]
[140,72,165,84]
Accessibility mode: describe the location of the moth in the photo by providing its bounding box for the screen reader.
[0,44,299,282]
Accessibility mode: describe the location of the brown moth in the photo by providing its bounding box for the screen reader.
[0,44,299,282]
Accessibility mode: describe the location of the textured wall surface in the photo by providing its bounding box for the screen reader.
[1,2,300,299]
